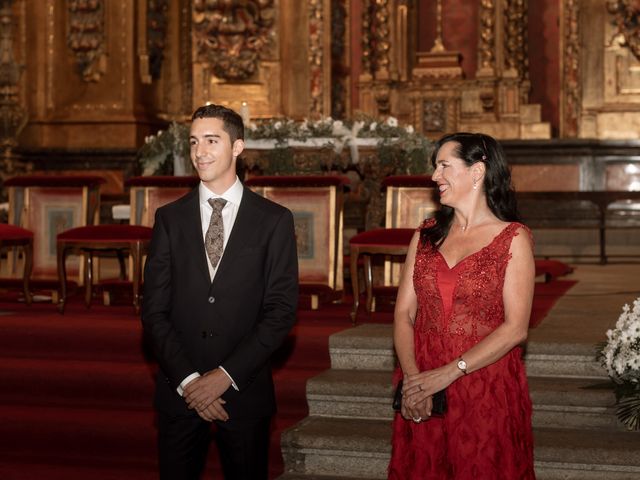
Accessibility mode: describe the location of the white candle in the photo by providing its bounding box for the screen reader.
[239,101,250,125]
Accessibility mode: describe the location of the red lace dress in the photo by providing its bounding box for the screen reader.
[388,221,535,480]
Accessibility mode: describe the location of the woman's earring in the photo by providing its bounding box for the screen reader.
[473,181,478,190]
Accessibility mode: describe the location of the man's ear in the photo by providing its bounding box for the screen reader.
[232,139,245,158]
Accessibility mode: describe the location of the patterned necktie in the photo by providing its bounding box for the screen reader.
[205,198,227,269]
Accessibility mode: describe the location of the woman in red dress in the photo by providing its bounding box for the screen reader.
[388,132,536,479]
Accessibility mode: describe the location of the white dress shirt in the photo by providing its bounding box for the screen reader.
[177,177,244,396]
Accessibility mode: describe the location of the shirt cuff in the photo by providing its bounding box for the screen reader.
[177,372,201,396]
[219,366,239,391]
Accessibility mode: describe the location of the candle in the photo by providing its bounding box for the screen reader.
[239,101,250,125]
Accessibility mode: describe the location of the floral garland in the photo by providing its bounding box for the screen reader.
[598,296,640,430]
[137,115,431,176]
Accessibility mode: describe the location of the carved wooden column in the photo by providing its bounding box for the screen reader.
[559,0,580,137]
[0,0,29,186]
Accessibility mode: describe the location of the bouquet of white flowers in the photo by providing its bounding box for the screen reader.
[598,296,640,430]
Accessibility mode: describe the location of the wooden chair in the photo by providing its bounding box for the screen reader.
[350,175,438,322]
[0,224,34,304]
[56,225,153,314]
[126,176,199,226]
[245,175,349,309]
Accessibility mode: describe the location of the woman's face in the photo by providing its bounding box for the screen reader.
[431,141,476,208]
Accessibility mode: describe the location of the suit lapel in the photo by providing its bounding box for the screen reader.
[213,187,264,287]
[178,189,211,284]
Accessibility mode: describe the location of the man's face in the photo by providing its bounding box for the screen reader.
[189,117,244,193]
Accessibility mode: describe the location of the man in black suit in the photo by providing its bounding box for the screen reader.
[142,104,298,479]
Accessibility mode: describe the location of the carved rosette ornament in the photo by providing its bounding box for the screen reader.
[504,0,528,79]
[562,0,580,137]
[607,0,640,60]
[478,0,496,76]
[67,0,106,82]
[192,0,276,82]
[309,0,324,116]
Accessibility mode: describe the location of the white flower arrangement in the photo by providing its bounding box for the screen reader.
[598,296,640,430]
[138,115,432,176]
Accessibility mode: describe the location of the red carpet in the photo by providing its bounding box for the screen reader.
[0,274,573,479]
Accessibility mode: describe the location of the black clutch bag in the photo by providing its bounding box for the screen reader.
[392,379,447,417]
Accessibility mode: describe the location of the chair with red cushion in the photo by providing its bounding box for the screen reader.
[56,225,153,314]
[349,175,438,322]
[0,224,34,304]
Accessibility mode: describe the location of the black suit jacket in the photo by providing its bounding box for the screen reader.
[141,186,298,420]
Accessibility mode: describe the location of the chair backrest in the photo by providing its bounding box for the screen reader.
[245,175,349,292]
[126,176,199,226]
[382,175,438,285]
[383,175,438,228]
[5,175,104,279]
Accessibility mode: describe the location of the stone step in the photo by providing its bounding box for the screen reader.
[330,325,608,379]
[307,369,394,420]
[277,474,380,480]
[529,376,620,430]
[307,369,622,430]
[280,417,390,479]
[329,324,394,372]
[535,427,640,480]
[280,417,640,480]
[524,341,607,379]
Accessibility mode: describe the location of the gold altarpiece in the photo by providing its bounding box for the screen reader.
[357,0,551,140]
[562,0,640,138]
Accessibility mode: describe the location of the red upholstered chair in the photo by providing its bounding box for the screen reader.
[245,175,350,309]
[56,225,153,314]
[0,224,34,304]
[349,175,438,322]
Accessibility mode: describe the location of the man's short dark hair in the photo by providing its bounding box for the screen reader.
[191,104,244,143]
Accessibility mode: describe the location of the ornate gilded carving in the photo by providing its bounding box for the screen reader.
[146,0,169,80]
[607,0,640,60]
[373,0,391,78]
[67,0,106,82]
[562,0,580,137]
[422,99,446,132]
[504,0,528,79]
[0,0,29,189]
[0,0,27,151]
[361,0,373,76]
[478,0,495,76]
[309,0,324,116]
[192,0,276,81]
[331,0,348,118]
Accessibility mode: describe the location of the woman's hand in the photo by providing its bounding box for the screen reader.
[403,364,458,408]
[401,388,433,422]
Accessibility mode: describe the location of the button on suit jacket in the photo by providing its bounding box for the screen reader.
[142,186,299,420]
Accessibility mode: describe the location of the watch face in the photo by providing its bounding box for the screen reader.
[458,359,467,371]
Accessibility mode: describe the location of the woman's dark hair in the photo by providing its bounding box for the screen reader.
[191,104,244,143]
[421,132,521,247]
